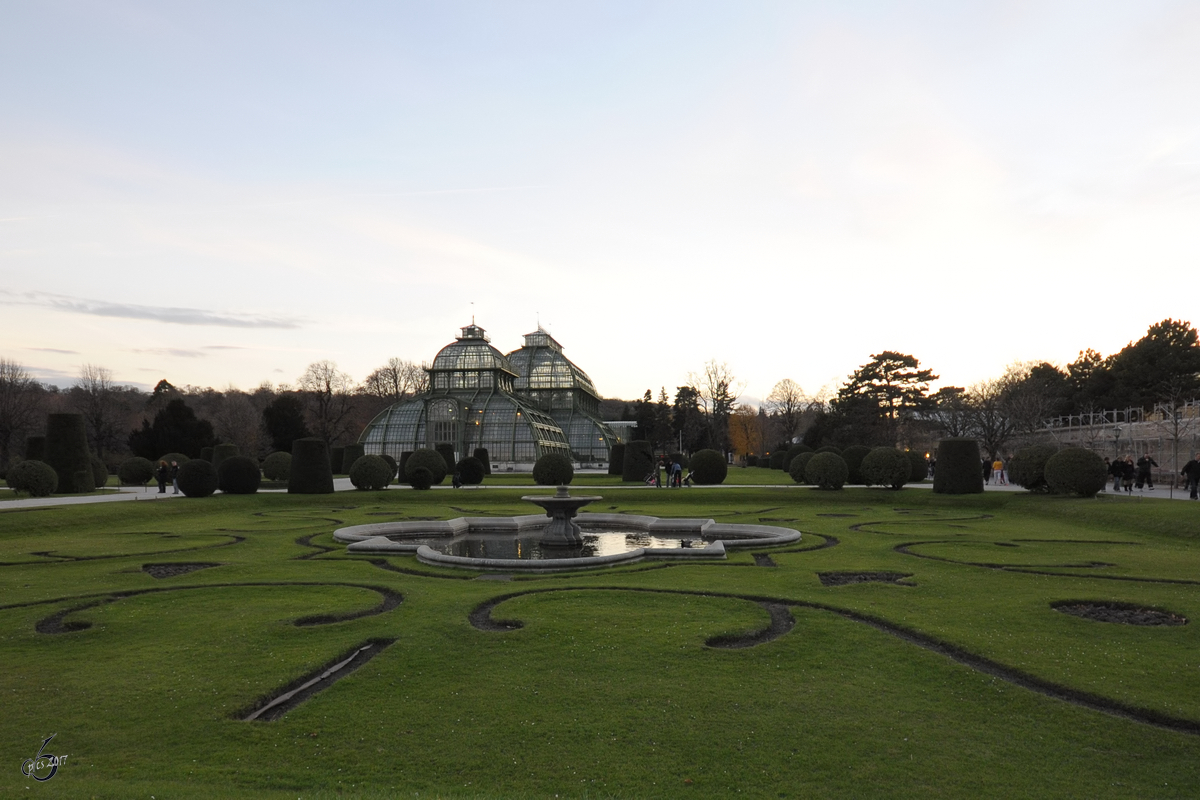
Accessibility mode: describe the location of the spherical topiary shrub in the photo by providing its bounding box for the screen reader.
[177,459,218,498]
[262,451,292,481]
[25,435,45,461]
[408,466,434,491]
[933,438,984,494]
[1009,445,1059,493]
[435,444,457,477]
[1044,448,1108,497]
[906,450,928,481]
[399,451,413,478]
[288,437,335,494]
[607,443,626,476]
[211,444,239,473]
[621,440,655,482]
[44,413,94,493]
[6,460,58,496]
[218,455,261,494]
[404,448,448,486]
[689,449,728,485]
[768,451,787,470]
[815,445,842,456]
[789,451,816,484]
[782,444,813,471]
[349,454,393,491]
[330,447,345,475]
[200,447,214,463]
[380,454,398,480]
[841,445,872,485]
[89,454,109,489]
[861,447,910,490]
[118,456,155,487]
[456,456,485,485]
[473,448,491,475]
[533,452,574,486]
[341,443,365,474]
[805,452,848,489]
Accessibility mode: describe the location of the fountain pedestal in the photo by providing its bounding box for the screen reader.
[521,485,601,547]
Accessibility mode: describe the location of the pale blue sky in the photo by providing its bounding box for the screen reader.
[2,1,1198,403]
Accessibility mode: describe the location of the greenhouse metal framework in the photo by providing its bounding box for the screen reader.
[359,323,615,468]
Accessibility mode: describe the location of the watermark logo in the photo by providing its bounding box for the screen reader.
[21,734,67,782]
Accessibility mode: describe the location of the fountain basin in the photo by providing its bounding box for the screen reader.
[334,513,801,572]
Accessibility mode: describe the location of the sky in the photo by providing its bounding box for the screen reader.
[2,1,1199,406]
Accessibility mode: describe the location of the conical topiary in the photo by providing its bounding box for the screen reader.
[341,443,365,474]
[288,437,334,494]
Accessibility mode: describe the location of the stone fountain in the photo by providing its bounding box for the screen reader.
[520,485,602,547]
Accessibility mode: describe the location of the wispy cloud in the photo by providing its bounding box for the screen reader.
[130,348,208,358]
[202,345,247,350]
[28,347,80,355]
[0,290,302,329]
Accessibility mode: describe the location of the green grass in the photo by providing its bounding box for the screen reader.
[1,487,1199,798]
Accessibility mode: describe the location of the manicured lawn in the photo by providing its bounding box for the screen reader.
[2,486,1198,798]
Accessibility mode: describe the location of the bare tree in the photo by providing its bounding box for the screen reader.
[71,364,128,459]
[297,361,356,444]
[765,379,805,444]
[360,358,428,404]
[0,359,44,467]
[211,389,266,458]
[929,386,972,438]
[1151,378,1200,497]
[687,361,742,455]
[965,378,1020,459]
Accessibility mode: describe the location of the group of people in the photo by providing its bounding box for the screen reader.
[647,457,689,488]
[154,460,180,494]
[1104,454,1159,493]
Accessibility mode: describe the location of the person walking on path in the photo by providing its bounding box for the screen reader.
[1136,453,1158,490]
[983,458,992,485]
[1108,457,1122,492]
[670,458,682,488]
[169,461,180,494]
[1120,456,1136,493]
[992,457,1006,485]
[1183,454,1200,500]
[155,460,169,494]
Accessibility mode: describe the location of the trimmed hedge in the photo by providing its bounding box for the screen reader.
[218,455,261,494]
[341,443,365,474]
[745,455,759,467]
[349,454,393,491]
[380,454,398,480]
[473,448,491,475]
[456,456,485,485]
[860,447,910,490]
[933,438,984,494]
[177,459,218,498]
[768,451,787,470]
[1009,445,1059,493]
[906,450,928,481]
[782,444,813,471]
[1044,448,1107,497]
[330,447,345,475]
[621,441,655,482]
[805,452,848,490]
[200,446,214,463]
[90,454,109,489]
[668,452,688,470]
[25,436,45,461]
[607,443,626,476]
[159,452,191,468]
[289,437,335,494]
[841,445,872,485]
[262,452,292,481]
[408,466,434,490]
[689,449,728,485]
[435,444,457,477]
[118,456,155,487]
[816,445,842,456]
[533,452,574,486]
[6,460,58,496]
[789,451,816,484]
[212,443,239,471]
[404,449,448,486]
[44,413,94,494]
[399,452,413,478]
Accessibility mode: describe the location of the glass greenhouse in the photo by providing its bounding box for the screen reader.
[358,323,574,467]
[506,329,617,463]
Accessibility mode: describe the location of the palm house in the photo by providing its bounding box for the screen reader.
[506,328,617,463]
[359,323,596,470]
